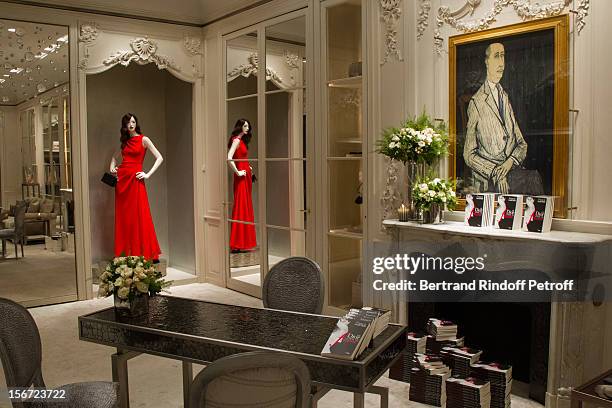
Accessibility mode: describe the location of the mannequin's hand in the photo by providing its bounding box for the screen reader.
[110,166,118,174]
[237,170,247,177]
[135,172,149,180]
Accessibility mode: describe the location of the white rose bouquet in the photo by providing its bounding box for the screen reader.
[98,256,172,300]
[412,177,458,211]
[377,112,448,165]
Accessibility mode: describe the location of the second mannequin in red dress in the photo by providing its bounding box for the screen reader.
[110,113,163,261]
[228,119,257,252]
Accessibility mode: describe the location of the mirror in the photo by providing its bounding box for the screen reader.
[0,19,76,305]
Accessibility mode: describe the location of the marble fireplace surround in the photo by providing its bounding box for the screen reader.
[379,220,612,408]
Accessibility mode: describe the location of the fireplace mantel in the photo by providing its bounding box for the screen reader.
[379,219,611,408]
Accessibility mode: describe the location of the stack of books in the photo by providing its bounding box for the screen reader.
[471,361,513,408]
[390,331,427,383]
[409,353,451,407]
[446,376,491,408]
[465,193,495,227]
[523,195,554,233]
[494,194,524,230]
[426,335,465,354]
[427,318,458,341]
[320,307,389,360]
[440,346,483,378]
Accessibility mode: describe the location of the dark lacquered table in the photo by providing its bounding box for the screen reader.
[78,295,407,408]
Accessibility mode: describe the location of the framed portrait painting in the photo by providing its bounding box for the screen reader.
[449,15,569,218]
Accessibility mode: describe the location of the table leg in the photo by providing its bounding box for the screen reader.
[182,361,193,408]
[367,385,389,408]
[311,385,331,408]
[111,349,140,408]
[353,392,364,408]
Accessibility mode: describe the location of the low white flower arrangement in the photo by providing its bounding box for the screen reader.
[377,112,448,165]
[98,256,172,300]
[412,177,458,211]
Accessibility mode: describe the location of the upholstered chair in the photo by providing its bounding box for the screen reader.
[0,297,118,408]
[262,257,324,314]
[189,351,311,408]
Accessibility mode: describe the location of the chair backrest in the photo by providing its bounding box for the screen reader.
[0,298,45,391]
[262,257,324,314]
[12,201,27,239]
[189,351,311,408]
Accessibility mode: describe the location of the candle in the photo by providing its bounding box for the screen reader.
[398,204,409,222]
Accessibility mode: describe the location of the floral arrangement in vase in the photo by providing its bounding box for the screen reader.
[412,177,458,212]
[98,256,171,315]
[376,112,448,165]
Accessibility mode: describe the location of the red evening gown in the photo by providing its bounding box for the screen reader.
[114,135,161,260]
[229,136,257,251]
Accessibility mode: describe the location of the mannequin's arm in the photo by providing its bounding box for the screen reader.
[227,138,246,176]
[109,150,121,174]
[136,136,164,180]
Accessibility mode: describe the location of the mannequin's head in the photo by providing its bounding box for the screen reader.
[120,113,141,145]
[229,118,253,147]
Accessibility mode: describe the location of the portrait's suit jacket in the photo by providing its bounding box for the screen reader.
[463,81,527,191]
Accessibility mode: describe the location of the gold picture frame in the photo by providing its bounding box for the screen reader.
[449,15,569,218]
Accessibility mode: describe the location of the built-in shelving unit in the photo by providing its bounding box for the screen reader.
[321,0,366,312]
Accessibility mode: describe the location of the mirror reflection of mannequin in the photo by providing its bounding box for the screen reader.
[227,119,257,253]
[110,113,163,261]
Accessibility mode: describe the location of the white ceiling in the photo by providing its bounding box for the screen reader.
[20,0,265,25]
[0,19,69,106]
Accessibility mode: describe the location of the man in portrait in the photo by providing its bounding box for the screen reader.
[463,42,528,193]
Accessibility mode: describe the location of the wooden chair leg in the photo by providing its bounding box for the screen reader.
[21,239,24,257]
[14,240,18,259]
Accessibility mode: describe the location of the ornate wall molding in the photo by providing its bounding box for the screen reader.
[433,0,590,54]
[380,0,403,64]
[79,22,99,44]
[78,22,99,71]
[103,37,177,70]
[227,52,284,88]
[380,158,403,232]
[417,0,432,40]
[284,51,300,87]
[183,35,203,56]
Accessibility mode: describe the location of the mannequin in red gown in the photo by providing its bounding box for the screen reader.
[228,119,257,252]
[110,114,163,260]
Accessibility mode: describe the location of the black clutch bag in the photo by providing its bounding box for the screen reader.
[101,172,117,187]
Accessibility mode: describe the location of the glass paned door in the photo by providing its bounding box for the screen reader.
[224,12,312,298]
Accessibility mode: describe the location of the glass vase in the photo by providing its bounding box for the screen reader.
[421,203,444,224]
[113,292,149,318]
[406,161,426,220]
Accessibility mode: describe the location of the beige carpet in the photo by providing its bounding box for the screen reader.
[0,243,76,304]
[0,283,543,408]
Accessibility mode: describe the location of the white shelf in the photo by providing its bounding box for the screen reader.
[327,75,362,88]
[328,227,363,239]
[383,219,612,244]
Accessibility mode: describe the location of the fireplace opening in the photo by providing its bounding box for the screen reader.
[406,301,550,404]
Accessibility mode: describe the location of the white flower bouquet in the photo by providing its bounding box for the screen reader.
[377,112,448,165]
[412,177,458,211]
[98,256,172,300]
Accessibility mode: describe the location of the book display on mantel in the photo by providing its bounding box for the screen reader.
[523,196,555,233]
[494,194,524,230]
[464,193,495,227]
[321,307,390,360]
[389,318,513,408]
